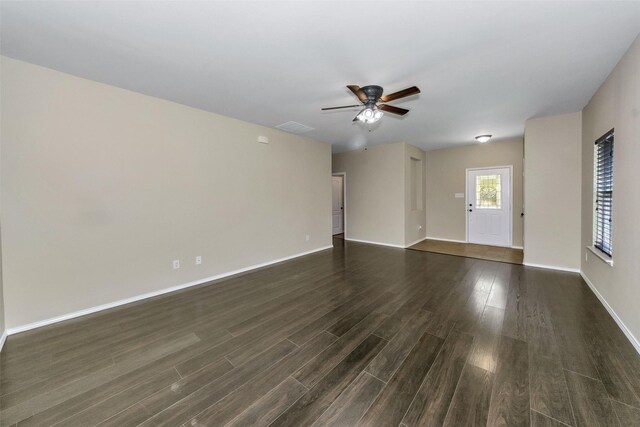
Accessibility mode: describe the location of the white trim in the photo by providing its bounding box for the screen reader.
[465,165,513,247]
[6,245,333,335]
[425,236,468,244]
[0,329,7,352]
[344,238,405,249]
[332,172,347,237]
[523,262,581,273]
[404,237,426,248]
[511,245,524,250]
[581,271,640,355]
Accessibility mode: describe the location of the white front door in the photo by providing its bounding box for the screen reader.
[332,175,344,235]
[467,167,512,247]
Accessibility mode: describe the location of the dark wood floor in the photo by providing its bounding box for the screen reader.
[2,238,640,426]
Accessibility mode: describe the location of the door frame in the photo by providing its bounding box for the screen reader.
[332,172,347,237]
[465,165,513,247]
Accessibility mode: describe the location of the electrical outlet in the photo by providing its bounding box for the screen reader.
[173,260,180,269]
[305,234,310,241]
[196,256,202,265]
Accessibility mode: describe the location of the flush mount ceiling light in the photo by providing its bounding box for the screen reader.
[475,135,492,143]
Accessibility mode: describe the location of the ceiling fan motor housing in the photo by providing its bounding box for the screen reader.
[360,85,384,102]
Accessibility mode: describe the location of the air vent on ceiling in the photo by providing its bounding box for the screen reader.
[275,121,314,134]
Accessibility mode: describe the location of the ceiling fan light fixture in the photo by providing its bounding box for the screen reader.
[357,107,383,124]
[475,134,492,143]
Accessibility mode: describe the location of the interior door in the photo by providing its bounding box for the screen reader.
[467,167,511,246]
[332,176,344,235]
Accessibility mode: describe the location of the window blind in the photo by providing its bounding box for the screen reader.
[594,129,614,257]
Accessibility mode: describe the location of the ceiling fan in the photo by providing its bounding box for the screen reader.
[322,85,420,123]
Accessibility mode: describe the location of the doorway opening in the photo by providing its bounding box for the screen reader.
[332,173,345,236]
[466,166,512,247]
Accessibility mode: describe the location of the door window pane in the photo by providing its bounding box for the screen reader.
[476,175,501,209]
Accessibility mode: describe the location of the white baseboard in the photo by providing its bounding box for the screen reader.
[523,262,581,273]
[580,272,640,356]
[0,329,7,352]
[404,237,427,248]
[6,245,333,336]
[511,245,524,250]
[425,236,467,244]
[344,238,405,249]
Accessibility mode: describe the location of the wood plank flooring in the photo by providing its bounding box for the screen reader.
[409,239,524,264]
[1,237,639,426]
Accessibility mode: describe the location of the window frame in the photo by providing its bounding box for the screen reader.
[593,129,614,260]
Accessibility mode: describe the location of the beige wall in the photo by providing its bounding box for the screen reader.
[0,55,4,342]
[425,138,524,247]
[0,228,4,343]
[581,35,640,343]
[404,143,426,246]
[332,142,405,247]
[0,226,4,338]
[524,112,582,270]
[0,57,332,329]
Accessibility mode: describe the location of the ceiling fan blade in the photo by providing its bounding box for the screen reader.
[379,104,409,116]
[380,86,421,103]
[347,85,368,102]
[321,105,363,111]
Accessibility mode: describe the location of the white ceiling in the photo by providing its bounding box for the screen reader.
[2,1,640,152]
